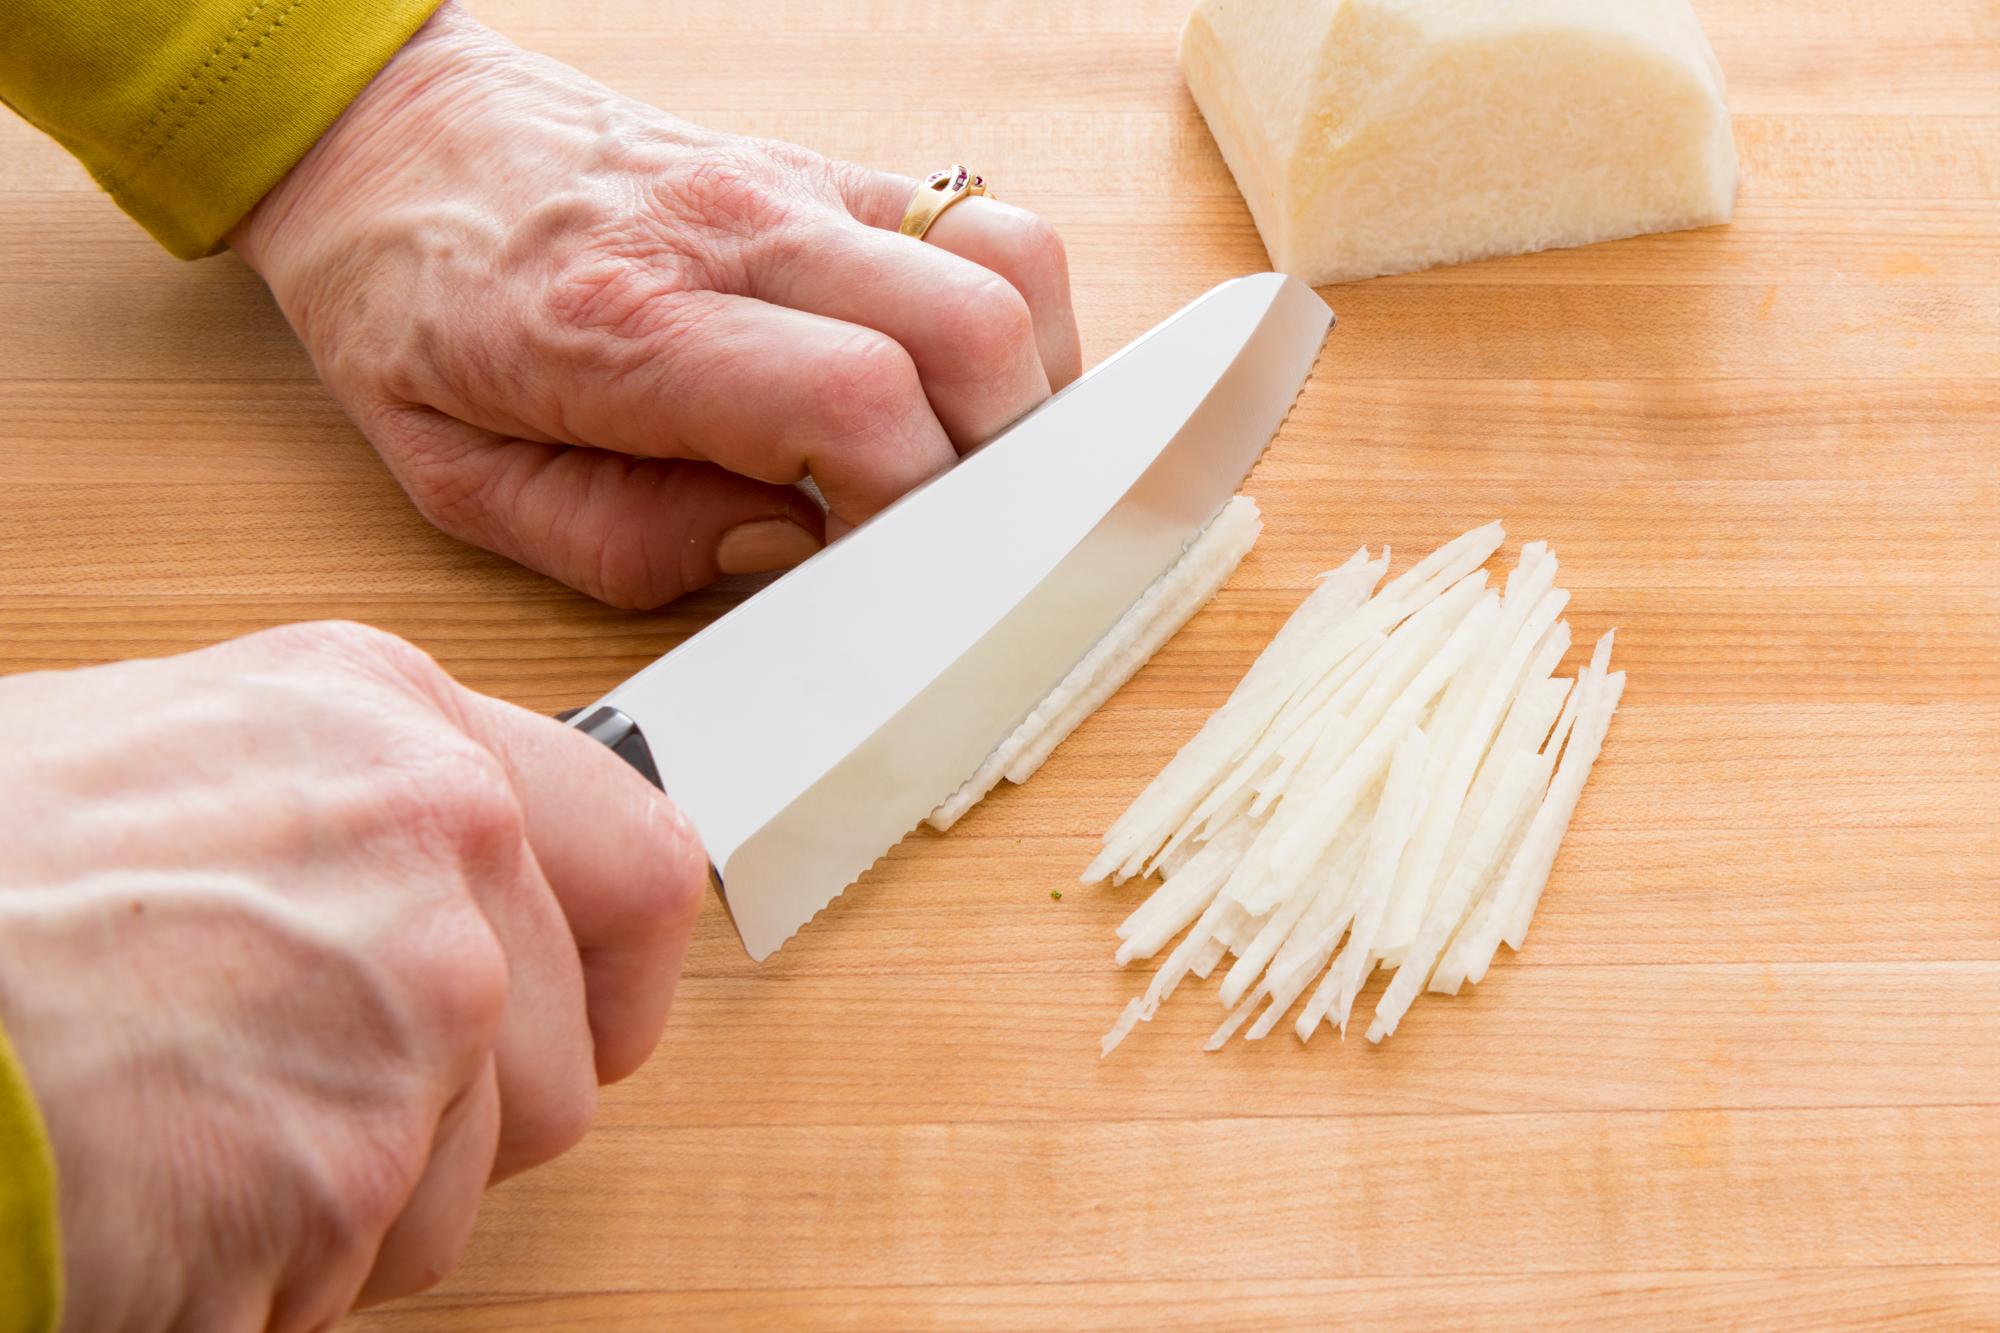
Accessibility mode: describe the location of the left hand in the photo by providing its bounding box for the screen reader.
[230,3,1081,608]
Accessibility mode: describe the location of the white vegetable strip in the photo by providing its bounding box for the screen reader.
[1084,546,1387,882]
[1432,668,1584,992]
[1190,932,1232,979]
[1265,835,1369,989]
[1225,571,1484,904]
[1366,747,1548,1041]
[1212,914,1353,1051]
[1246,633,1393,818]
[1101,999,1146,1057]
[1460,627,1570,818]
[1437,674,1591,990]
[1223,904,1271,956]
[1448,655,1621,989]
[928,495,1262,832]
[1297,724,1433,1038]
[1502,660,1625,948]
[1243,922,1345,1041]
[1420,673,1573,997]
[1101,862,1245,1053]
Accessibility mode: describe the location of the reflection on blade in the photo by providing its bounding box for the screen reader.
[593,273,1334,959]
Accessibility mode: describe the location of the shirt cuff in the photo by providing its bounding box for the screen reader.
[107,0,446,259]
[0,1018,60,1333]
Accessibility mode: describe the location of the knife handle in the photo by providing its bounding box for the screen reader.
[557,705,663,790]
[558,705,731,910]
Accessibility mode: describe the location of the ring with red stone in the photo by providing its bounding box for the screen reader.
[897,164,990,240]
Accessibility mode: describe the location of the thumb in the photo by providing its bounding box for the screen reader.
[378,409,826,608]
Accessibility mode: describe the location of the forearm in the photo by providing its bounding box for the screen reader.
[0,0,444,258]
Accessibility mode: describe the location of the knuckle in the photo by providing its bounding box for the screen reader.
[934,275,1037,383]
[753,134,829,177]
[404,461,497,545]
[378,417,504,544]
[1003,212,1070,296]
[255,619,450,693]
[589,515,674,611]
[527,1078,599,1164]
[345,735,529,902]
[660,151,793,238]
[814,330,923,444]
[365,859,510,1057]
[300,1136,430,1265]
[411,904,512,1053]
[254,616,400,660]
[406,744,528,871]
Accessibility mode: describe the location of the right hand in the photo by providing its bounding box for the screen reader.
[0,622,708,1326]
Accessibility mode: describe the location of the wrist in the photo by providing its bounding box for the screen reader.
[227,2,493,279]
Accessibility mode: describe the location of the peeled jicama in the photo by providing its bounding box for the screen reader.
[1180,0,1739,284]
[929,494,1262,833]
[1091,523,1624,1055]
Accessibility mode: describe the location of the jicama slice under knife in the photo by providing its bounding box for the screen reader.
[1089,521,1625,1055]
[928,494,1263,832]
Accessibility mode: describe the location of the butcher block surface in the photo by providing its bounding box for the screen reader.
[1,1,1994,1326]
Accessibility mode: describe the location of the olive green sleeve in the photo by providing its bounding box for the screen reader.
[0,1019,60,1332]
[0,0,445,258]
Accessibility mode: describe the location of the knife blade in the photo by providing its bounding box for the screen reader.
[572,272,1333,960]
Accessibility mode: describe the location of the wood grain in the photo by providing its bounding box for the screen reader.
[0,0,1994,1327]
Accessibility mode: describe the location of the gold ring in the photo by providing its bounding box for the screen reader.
[898,165,989,240]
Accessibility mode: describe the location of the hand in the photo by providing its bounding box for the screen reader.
[0,622,707,1325]
[229,3,1081,609]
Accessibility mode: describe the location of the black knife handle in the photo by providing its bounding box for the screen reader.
[557,705,663,790]
[558,704,731,919]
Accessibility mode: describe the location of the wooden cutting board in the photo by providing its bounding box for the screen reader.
[1,0,1994,1325]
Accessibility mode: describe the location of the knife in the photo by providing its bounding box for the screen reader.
[566,272,1333,961]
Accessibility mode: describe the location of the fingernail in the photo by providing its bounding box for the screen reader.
[716,519,821,575]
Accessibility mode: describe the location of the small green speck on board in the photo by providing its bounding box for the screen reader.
[1050,889,1063,901]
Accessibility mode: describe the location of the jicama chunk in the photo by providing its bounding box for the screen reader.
[1094,521,1623,1056]
[1181,0,1739,285]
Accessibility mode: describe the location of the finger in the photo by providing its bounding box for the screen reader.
[419,293,955,529]
[452,690,710,1085]
[751,214,1050,449]
[474,842,598,1180]
[923,200,1083,389]
[375,410,828,609]
[355,1056,502,1308]
[838,172,1083,389]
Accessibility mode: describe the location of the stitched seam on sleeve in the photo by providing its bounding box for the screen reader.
[122,0,280,171]
[117,0,310,190]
